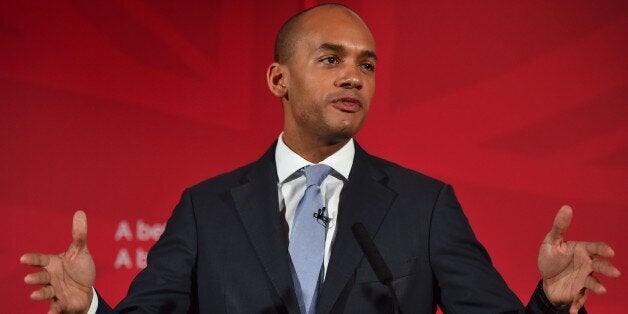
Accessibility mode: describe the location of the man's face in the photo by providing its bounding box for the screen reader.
[282,8,376,144]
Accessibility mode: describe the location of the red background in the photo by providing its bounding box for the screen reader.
[2,1,626,312]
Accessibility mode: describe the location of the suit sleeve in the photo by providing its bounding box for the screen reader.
[110,188,199,313]
[429,184,581,313]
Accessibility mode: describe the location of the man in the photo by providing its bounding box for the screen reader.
[21,4,619,313]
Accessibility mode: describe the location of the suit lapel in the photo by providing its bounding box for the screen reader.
[317,144,398,313]
[231,143,300,313]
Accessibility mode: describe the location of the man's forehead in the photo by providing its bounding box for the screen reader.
[297,9,375,52]
[301,31,376,55]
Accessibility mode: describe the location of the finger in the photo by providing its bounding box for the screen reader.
[584,275,606,294]
[569,291,587,314]
[72,210,88,247]
[30,285,55,301]
[584,241,615,258]
[545,205,573,244]
[24,270,51,285]
[592,258,621,278]
[48,301,61,314]
[20,253,50,267]
[67,210,88,257]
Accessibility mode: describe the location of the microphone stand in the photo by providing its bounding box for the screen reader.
[352,223,403,314]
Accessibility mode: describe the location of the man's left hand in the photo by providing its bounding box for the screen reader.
[538,205,621,314]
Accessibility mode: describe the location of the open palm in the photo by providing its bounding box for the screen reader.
[538,206,620,313]
[21,211,95,314]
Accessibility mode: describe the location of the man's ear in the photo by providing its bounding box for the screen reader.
[267,62,287,98]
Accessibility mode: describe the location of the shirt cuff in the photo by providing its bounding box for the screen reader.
[87,286,98,314]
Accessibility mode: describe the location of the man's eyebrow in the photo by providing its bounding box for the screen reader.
[361,50,378,61]
[318,43,345,54]
[318,43,377,61]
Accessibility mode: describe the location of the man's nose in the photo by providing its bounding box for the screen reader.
[334,65,363,90]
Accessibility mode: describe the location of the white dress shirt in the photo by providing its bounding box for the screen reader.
[88,134,355,312]
[275,133,354,279]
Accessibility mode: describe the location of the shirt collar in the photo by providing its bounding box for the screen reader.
[275,132,355,183]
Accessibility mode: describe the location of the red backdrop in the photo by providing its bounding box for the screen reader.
[2,1,626,312]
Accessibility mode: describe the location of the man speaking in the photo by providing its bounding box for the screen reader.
[21,4,619,313]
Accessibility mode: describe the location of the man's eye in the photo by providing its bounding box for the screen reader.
[321,56,340,64]
[361,63,375,72]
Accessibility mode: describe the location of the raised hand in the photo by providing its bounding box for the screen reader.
[538,205,621,314]
[20,210,96,314]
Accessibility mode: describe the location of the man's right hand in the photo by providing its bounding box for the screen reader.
[21,210,96,314]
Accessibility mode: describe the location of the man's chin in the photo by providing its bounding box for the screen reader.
[327,127,360,143]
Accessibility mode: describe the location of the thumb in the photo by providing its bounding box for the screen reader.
[545,205,573,244]
[68,210,88,254]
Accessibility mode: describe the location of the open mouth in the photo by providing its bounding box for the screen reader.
[331,96,362,112]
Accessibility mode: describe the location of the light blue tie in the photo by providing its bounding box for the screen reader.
[289,164,332,314]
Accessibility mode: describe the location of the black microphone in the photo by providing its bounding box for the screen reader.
[313,207,331,227]
[352,223,402,314]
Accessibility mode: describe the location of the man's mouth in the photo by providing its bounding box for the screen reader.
[331,96,362,113]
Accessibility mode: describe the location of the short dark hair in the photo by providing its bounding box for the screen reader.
[273,3,351,63]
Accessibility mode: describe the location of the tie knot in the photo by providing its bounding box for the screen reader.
[301,164,333,187]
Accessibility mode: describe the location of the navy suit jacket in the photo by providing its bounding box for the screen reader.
[99,142,571,313]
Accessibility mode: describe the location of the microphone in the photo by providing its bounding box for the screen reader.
[313,207,331,227]
[352,223,402,314]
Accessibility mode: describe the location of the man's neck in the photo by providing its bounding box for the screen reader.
[282,132,350,163]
